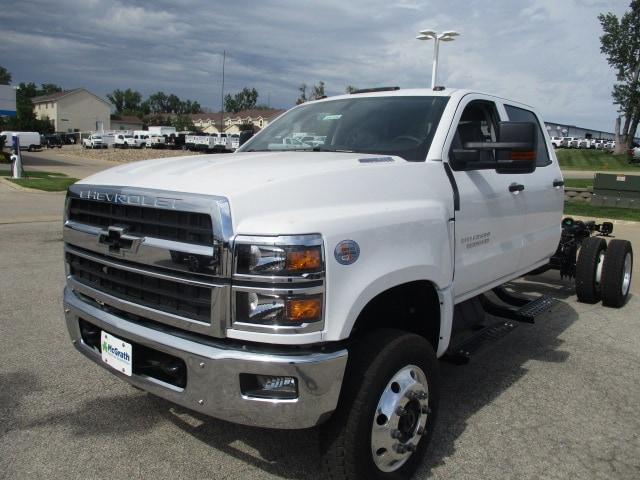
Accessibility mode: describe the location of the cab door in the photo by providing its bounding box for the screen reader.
[444,96,527,301]
[503,104,564,270]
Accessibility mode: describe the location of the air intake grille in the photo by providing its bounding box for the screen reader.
[67,251,212,323]
[68,198,213,246]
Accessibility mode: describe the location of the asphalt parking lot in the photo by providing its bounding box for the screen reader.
[1,151,640,479]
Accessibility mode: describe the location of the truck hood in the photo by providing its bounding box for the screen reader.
[78,151,452,235]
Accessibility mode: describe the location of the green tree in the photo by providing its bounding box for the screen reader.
[599,1,640,153]
[310,81,326,100]
[147,91,168,114]
[171,114,195,131]
[296,84,307,105]
[345,85,358,94]
[107,88,142,114]
[0,65,11,85]
[224,87,259,113]
[5,82,61,133]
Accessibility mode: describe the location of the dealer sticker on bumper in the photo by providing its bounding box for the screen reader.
[101,331,132,376]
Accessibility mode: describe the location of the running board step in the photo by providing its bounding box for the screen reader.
[443,321,517,365]
[480,287,557,324]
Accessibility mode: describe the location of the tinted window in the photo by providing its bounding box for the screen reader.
[239,96,450,162]
[504,105,552,167]
[449,100,500,166]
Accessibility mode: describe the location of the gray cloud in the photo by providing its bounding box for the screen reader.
[0,0,629,131]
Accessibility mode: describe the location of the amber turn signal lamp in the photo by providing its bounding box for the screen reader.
[286,296,322,322]
[511,151,535,161]
[286,248,322,271]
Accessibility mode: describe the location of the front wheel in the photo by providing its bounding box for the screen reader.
[320,330,439,480]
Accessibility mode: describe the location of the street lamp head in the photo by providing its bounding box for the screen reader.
[418,29,437,38]
[416,34,434,41]
[440,30,460,38]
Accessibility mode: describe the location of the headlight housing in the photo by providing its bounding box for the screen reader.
[232,234,325,333]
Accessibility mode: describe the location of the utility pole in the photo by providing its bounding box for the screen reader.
[220,50,226,135]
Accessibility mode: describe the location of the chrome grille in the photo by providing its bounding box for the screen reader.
[68,198,214,246]
[64,185,233,338]
[67,251,212,323]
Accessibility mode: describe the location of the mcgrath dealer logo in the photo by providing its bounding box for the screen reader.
[102,339,131,362]
[334,240,360,265]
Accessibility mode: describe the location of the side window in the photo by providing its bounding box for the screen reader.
[504,105,552,167]
[449,100,500,166]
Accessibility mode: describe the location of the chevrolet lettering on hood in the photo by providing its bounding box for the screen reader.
[79,189,180,209]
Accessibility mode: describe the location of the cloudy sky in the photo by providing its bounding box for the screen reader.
[0,0,629,131]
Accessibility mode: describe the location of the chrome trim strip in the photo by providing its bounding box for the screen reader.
[65,245,224,288]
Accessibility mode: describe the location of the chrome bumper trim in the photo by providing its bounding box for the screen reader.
[64,287,347,429]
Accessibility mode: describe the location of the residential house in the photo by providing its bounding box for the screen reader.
[32,88,111,133]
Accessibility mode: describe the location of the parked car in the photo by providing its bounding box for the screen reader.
[148,126,176,137]
[561,136,577,148]
[550,136,563,148]
[146,135,166,149]
[226,133,240,151]
[628,146,640,163]
[130,131,148,148]
[44,134,63,149]
[604,140,616,150]
[113,134,135,148]
[82,134,106,149]
[0,131,42,151]
[591,139,605,150]
[62,86,635,480]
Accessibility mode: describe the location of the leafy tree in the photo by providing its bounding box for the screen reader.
[5,82,61,133]
[224,87,259,113]
[296,84,307,105]
[107,88,142,114]
[310,81,326,100]
[345,85,359,94]
[599,1,640,153]
[147,91,169,114]
[0,66,10,85]
[172,114,195,131]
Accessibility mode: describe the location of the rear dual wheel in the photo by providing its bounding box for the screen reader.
[601,240,633,307]
[320,330,439,480]
[576,237,633,307]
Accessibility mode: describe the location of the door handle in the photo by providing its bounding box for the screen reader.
[509,183,525,193]
[553,179,564,187]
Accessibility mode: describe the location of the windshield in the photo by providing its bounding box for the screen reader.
[238,96,449,161]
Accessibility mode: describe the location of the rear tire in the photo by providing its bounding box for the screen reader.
[320,329,439,480]
[576,237,607,303]
[601,240,633,308]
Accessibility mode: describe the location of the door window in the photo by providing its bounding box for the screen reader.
[449,100,500,167]
[504,105,551,167]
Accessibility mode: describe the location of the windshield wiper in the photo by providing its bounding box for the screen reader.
[311,146,355,153]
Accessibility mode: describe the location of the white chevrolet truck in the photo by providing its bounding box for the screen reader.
[62,88,633,479]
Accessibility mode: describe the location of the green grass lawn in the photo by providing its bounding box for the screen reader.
[564,201,640,222]
[564,178,593,189]
[0,170,78,192]
[556,148,637,171]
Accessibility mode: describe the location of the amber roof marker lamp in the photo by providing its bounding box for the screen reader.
[416,29,460,89]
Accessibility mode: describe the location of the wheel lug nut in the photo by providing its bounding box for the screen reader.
[390,429,402,439]
[394,444,407,454]
[417,391,428,400]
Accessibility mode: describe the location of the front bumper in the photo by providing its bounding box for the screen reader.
[63,287,347,429]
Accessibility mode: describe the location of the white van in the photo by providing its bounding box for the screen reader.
[0,131,41,151]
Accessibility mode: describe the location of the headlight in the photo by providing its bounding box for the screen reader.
[232,235,325,333]
[234,235,324,277]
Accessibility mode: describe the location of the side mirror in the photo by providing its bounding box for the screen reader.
[238,130,254,146]
[451,121,537,174]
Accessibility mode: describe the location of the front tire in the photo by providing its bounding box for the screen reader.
[601,240,633,307]
[576,237,607,303]
[320,330,439,480]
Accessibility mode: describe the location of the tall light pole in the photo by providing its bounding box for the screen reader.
[416,29,460,88]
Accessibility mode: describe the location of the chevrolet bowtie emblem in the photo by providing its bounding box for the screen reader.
[98,225,142,256]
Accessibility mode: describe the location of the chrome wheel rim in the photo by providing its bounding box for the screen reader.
[595,251,605,285]
[371,365,429,473]
[622,252,632,296]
